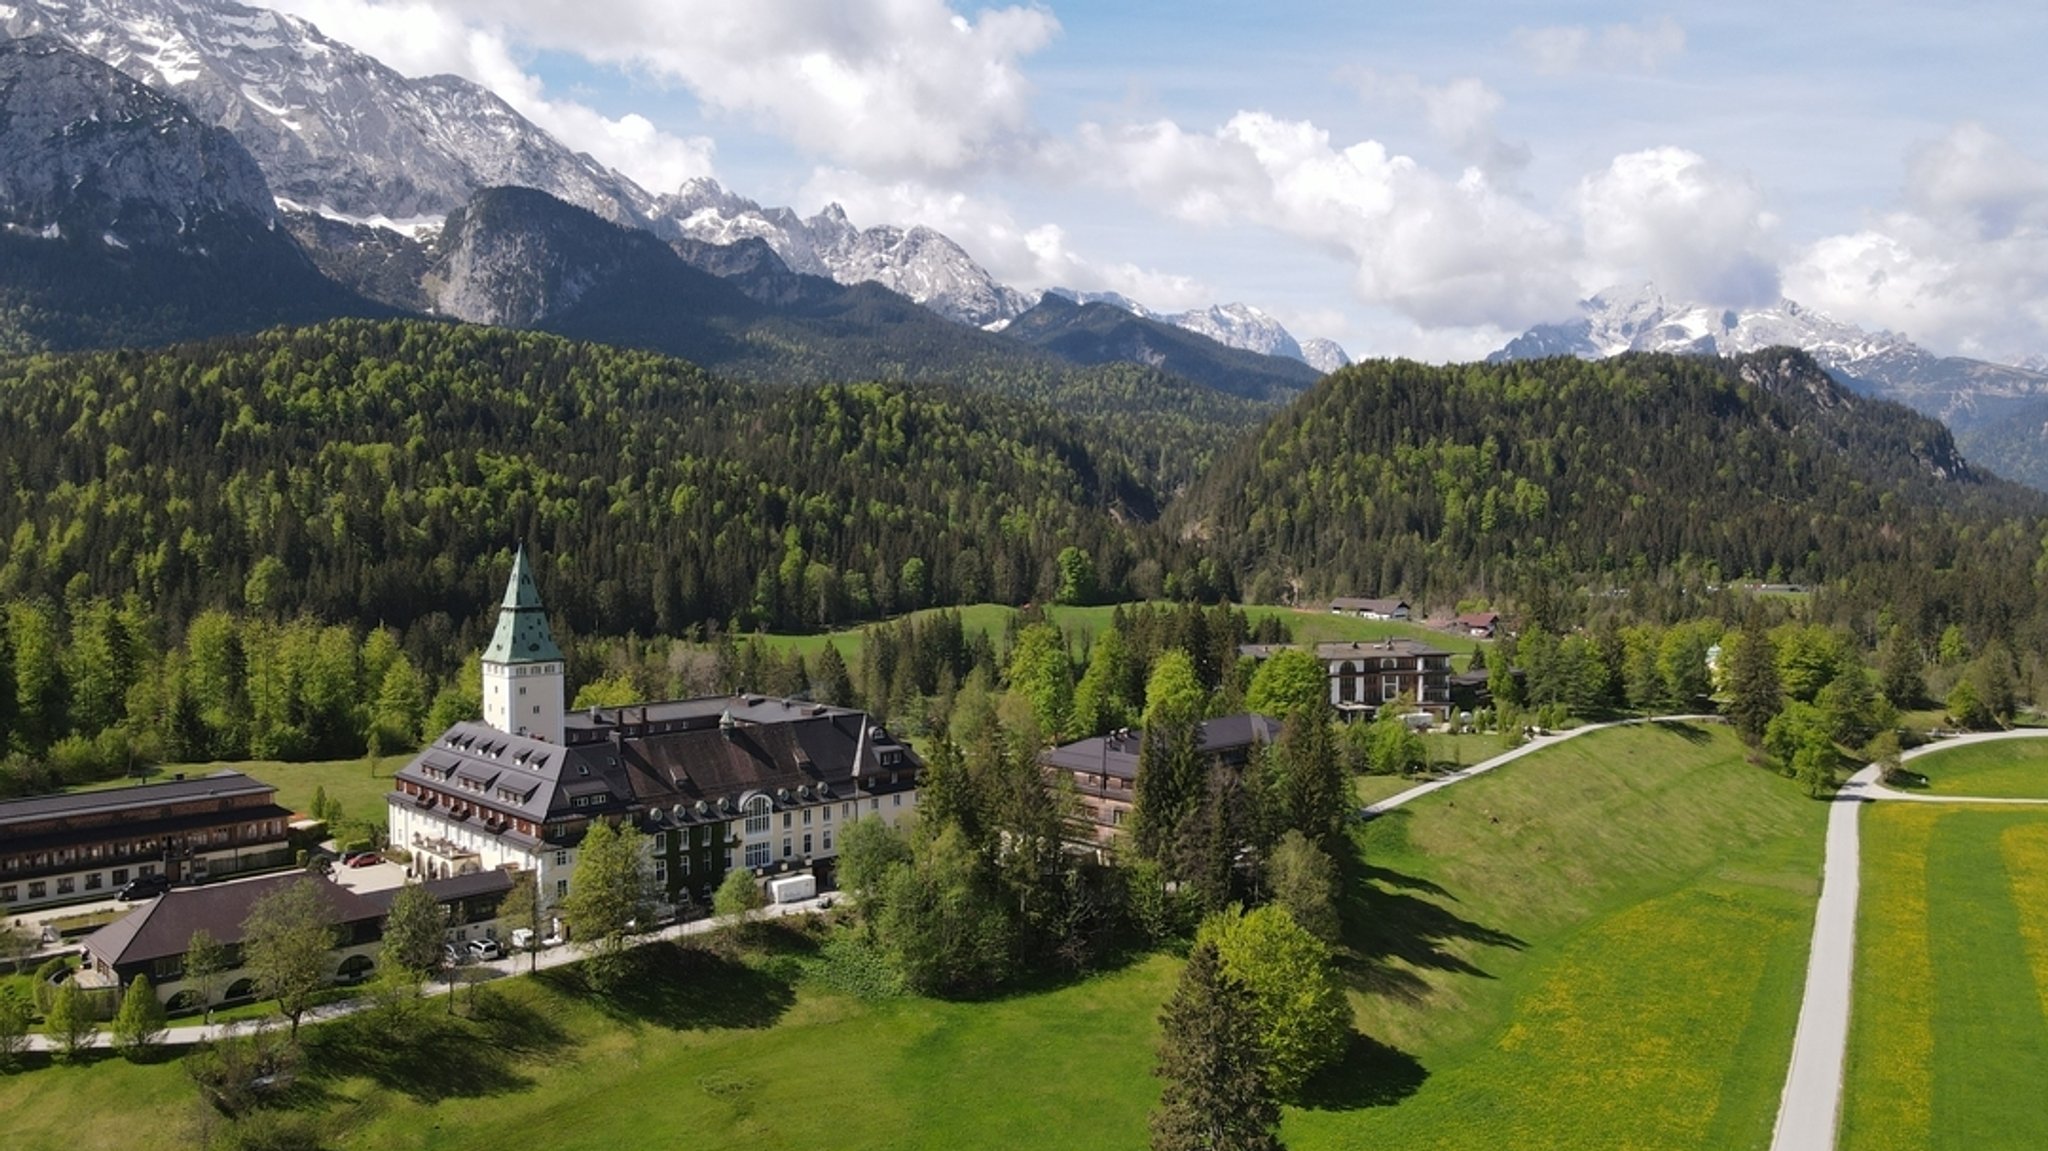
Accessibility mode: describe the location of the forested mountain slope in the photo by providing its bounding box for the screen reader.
[0,320,1200,650]
[1173,350,2048,643]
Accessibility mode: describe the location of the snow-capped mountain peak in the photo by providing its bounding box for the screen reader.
[4,0,653,225]
[1047,289,1349,372]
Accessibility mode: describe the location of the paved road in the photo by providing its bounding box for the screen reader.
[20,894,836,1053]
[1768,728,2048,1151]
[1361,714,1723,817]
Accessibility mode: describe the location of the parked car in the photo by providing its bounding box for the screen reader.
[344,851,382,868]
[442,942,465,968]
[467,938,503,962]
[118,873,171,901]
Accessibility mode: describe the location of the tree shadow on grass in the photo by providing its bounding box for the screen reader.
[1294,1033,1429,1112]
[1338,841,1526,1005]
[537,941,795,1032]
[1650,719,1714,744]
[307,1007,541,1104]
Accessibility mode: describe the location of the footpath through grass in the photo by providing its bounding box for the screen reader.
[1292,722,1827,1150]
[1906,739,2048,798]
[1840,804,2048,1151]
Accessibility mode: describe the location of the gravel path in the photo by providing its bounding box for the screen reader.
[1361,714,1723,817]
[1768,728,2048,1151]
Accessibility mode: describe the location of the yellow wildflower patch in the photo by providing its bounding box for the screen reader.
[1840,805,1938,1151]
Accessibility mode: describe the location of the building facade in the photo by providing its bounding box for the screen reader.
[1040,714,1282,848]
[388,551,922,915]
[1317,639,1455,717]
[0,772,293,913]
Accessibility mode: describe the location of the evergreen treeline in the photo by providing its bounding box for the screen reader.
[0,319,1232,652]
[1177,350,2048,654]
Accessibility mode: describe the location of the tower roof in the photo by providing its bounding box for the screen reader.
[483,545,564,664]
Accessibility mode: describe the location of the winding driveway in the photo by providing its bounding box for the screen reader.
[1768,729,2048,1151]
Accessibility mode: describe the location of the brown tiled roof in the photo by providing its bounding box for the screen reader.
[84,873,384,967]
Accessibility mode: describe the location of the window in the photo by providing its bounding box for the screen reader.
[0,885,15,903]
[654,860,667,882]
[842,803,853,820]
[781,837,792,859]
[85,873,102,891]
[679,855,690,877]
[871,798,880,812]
[556,879,568,899]
[555,850,569,866]
[802,808,812,826]
[745,797,772,836]
[802,833,812,855]
[782,812,792,829]
[56,877,74,895]
[745,842,769,868]
[822,830,833,852]
[822,805,832,822]
[28,881,46,899]
[893,794,902,808]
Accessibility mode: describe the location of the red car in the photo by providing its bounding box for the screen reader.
[344,852,382,868]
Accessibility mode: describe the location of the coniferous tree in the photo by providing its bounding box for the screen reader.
[1266,831,1341,943]
[45,976,100,1062]
[1150,940,1282,1151]
[1878,627,1926,710]
[1726,615,1783,745]
[112,974,167,1058]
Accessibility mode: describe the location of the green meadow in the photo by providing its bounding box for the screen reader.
[5,724,1825,1151]
[1840,804,2048,1151]
[1295,722,1826,1150]
[1907,738,2048,799]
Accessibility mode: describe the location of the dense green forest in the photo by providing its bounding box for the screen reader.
[0,319,1236,650]
[1177,350,2048,652]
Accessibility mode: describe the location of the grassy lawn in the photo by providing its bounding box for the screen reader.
[0,936,1179,1151]
[1840,804,2048,1151]
[72,753,415,824]
[1906,738,2048,798]
[746,601,1487,669]
[1291,721,1826,1150]
[5,723,1817,1151]
[1355,774,1422,806]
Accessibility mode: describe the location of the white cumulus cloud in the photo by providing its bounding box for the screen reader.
[1575,147,1780,306]
[279,0,1058,185]
[1068,111,1578,330]
[1786,123,2048,360]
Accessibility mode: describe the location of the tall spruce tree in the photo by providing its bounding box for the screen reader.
[1150,940,1283,1151]
[1726,614,1783,745]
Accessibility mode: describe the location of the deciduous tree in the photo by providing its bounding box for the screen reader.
[379,882,446,983]
[241,878,339,1041]
[1198,904,1350,1096]
[559,819,651,992]
[183,928,227,1024]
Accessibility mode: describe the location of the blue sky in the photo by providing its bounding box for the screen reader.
[271,0,2048,363]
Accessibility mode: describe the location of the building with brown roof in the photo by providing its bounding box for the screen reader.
[1039,714,1282,848]
[79,873,385,1011]
[0,771,293,913]
[388,552,922,918]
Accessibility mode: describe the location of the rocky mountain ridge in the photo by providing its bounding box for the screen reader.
[1492,283,2048,486]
